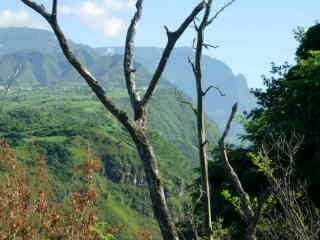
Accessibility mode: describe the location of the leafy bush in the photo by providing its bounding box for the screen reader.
[0,139,117,240]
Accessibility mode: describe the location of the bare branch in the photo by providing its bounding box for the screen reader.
[188,57,197,76]
[203,85,226,96]
[164,25,172,36]
[20,0,132,131]
[219,103,238,146]
[141,1,205,106]
[192,20,200,32]
[20,0,51,19]
[175,88,198,115]
[203,43,219,49]
[219,103,255,222]
[207,0,236,25]
[20,1,211,239]
[124,0,143,110]
[181,100,198,115]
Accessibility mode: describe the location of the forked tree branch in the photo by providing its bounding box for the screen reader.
[141,1,206,107]
[124,0,143,110]
[20,0,133,131]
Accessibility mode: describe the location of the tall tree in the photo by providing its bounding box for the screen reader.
[188,0,263,238]
[20,0,205,239]
[247,23,320,205]
[188,1,236,239]
[188,1,215,238]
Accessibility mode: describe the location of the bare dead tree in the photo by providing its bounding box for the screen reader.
[20,1,205,239]
[261,135,320,240]
[219,103,262,240]
[188,1,235,239]
[188,1,214,239]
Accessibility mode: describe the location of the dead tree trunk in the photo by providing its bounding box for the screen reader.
[189,1,214,239]
[188,1,237,238]
[219,103,259,240]
[129,126,178,239]
[20,1,205,239]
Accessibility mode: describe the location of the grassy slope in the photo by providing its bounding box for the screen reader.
[0,86,219,239]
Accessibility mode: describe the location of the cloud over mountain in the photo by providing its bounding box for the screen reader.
[61,0,135,38]
[0,10,45,29]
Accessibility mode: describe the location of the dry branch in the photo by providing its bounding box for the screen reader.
[124,0,143,112]
[219,103,258,240]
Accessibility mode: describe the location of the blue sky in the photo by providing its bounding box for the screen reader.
[0,0,319,88]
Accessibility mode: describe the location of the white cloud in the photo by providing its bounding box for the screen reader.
[0,10,45,29]
[61,0,135,38]
[103,0,135,11]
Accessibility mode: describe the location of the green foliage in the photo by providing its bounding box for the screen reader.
[0,85,219,239]
[89,223,116,240]
[249,151,274,179]
[186,22,320,239]
[221,189,241,214]
[296,23,320,59]
[247,47,320,203]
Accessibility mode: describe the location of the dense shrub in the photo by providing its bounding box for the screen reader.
[0,139,118,240]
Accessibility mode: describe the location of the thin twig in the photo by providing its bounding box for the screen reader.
[207,0,236,25]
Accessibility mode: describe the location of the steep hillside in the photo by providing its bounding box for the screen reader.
[0,27,170,90]
[0,27,222,238]
[0,87,219,238]
[0,27,219,158]
[0,49,162,90]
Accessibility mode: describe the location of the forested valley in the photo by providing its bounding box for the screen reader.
[0,1,319,239]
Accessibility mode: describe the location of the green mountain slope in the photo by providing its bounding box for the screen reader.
[0,86,218,238]
[0,27,220,237]
[0,27,255,132]
[0,27,219,160]
[0,49,163,90]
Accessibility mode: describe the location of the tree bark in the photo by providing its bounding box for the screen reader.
[190,1,214,239]
[129,124,179,240]
[219,103,258,240]
[245,223,257,240]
